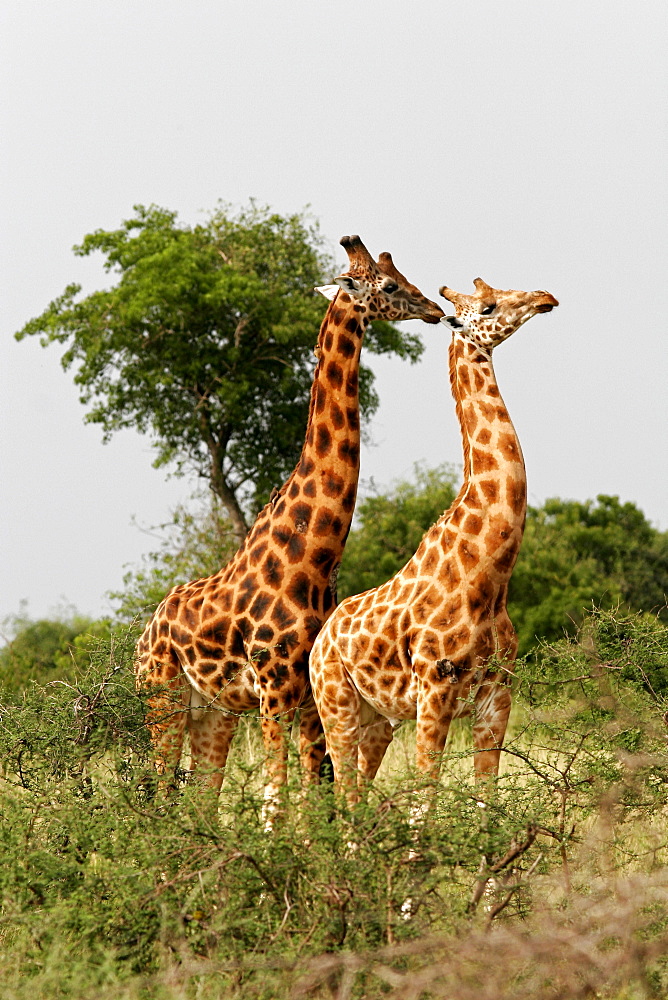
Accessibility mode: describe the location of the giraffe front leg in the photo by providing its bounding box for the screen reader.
[472,677,512,780]
[411,676,459,824]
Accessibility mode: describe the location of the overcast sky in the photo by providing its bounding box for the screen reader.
[1,0,665,628]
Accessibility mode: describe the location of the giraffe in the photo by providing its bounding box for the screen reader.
[134,236,444,809]
[309,277,558,803]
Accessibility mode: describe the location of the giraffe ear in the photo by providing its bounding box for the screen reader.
[314,284,340,301]
[333,275,365,297]
[441,314,465,332]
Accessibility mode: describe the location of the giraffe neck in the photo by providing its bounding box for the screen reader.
[286,291,367,506]
[220,291,369,588]
[450,335,525,497]
[408,335,526,588]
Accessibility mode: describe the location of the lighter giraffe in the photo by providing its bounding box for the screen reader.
[309,277,558,802]
[134,236,443,810]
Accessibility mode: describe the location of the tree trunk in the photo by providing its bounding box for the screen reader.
[210,464,249,547]
[197,408,249,546]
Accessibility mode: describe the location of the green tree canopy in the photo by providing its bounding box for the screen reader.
[337,469,667,655]
[338,464,460,599]
[16,203,423,542]
[508,495,668,653]
[110,494,238,624]
[0,611,107,693]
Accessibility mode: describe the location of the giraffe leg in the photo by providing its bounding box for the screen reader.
[471,617,516,780]
[472,677,512,780]
[358,715,394,783]
[137,654,189,787]
[187,695,239,792]
[410,678,461,824]
[260,709,298,824]
[320,680,362,806]
[297,695,327,787]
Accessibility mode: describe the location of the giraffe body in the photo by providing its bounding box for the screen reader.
[309,278,558,800]
[134,236,443,805]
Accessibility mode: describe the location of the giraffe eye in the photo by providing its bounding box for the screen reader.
[481,303,496,315]
[383,282,398,294]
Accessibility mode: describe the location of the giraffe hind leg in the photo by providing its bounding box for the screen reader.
[298,695,328,786]
[187,692,239,792]
[358,714,394,783]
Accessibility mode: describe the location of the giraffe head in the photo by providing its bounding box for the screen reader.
[316,236,444,324]
[439,278,558,349]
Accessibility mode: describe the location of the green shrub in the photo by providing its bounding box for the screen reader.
[0,610,666,999]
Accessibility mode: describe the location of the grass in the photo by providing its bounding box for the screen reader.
[0,608,667,998]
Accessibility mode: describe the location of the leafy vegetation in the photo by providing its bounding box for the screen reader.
[508,494,668,654]
[15,203,424,541]
[5,472,666,691]
[8,202,668,996]
[337,463,460,599]
[0,609,666,998]
[339,468,667,656]
[0,610,109,695]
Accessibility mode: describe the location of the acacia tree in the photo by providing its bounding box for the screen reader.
[17,203,423,543]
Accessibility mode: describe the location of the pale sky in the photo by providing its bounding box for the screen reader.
[1,0,666,626]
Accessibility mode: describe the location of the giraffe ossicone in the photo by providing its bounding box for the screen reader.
[134,235,443,812]
[308,277,558,805]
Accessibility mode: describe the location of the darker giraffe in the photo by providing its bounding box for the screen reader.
[309,277,558,802]
[135,236,443,809]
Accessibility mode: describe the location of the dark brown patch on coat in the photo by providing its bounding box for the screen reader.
[299,456,315,477]
[338,332,357,355]
[234,575,258,615]
[256,623,275,643]
[304,615,323,643]
[315,424,332,456]
[342,484,356,513]
[323,471,344,498]
[479,478,500,504]
[498,431,521,462]
[249,591,273,621]
[271,598,297,631]
[506,477,526,515]
[464,513,483,535]
[262,553,284,589]
[249,541,268,565]
[330,402,345,429]
[338,440,359,466]
[287,572,310,610]
[311,547,336,578]
[326,361,343,390]
[287,532,306,563]
[458,539,479,572]
[472,448,498,473]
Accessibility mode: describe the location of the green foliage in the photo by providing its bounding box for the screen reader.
[110,493,238,624]
[0,611,666,998]
[508,494,668,654]
[338,471,667,655]
[16,202,423,537]
[0,611,110,694]
[338,463,460,599]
